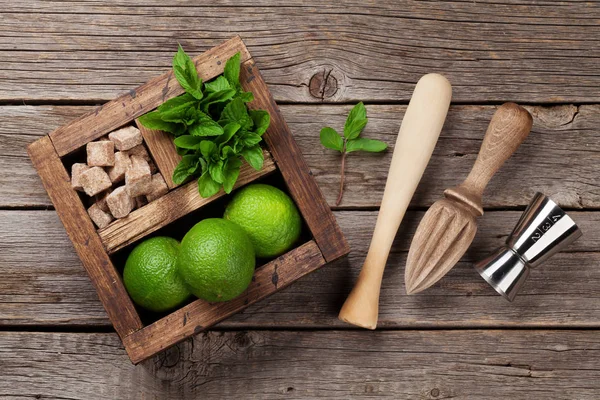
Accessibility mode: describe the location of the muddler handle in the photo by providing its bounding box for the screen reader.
[338,74,452,329]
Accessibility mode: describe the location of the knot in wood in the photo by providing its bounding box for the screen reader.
[309,69,338,100]
[233,331,252,348]
[160,344,181,368]
[430,388,440,397]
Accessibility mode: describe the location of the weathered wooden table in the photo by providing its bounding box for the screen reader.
[2,2,599,398]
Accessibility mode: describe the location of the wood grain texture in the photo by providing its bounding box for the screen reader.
[135,119,180,189]
[241,59,349,262]
[2,104,596,208]
[1,2,599,103]
[2,209,599,328]
[49,36,250,156]
[4,1,600,393]
[98,150,276,254]
[2,330,600,399]
[0,210,108,326]
[26,137,142,336]
[123,241,325,364]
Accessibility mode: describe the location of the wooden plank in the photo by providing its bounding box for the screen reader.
[1,2,599,103]
[241,59,349,262]
[0,210,109,327]
[48,36,250,156]
[135,119,180,189]
[292,103,597,209]
[123,240,326,364]
[26,137,142,336]
[2,209,599,328]
[98,150,276,254]
[2,104,597,209]
[2,330,600,398]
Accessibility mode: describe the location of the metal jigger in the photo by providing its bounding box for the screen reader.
[474,192,582,301]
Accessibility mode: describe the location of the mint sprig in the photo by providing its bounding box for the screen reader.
[139,47,270,197]
[173,45,204,100]
[319,102,387,206]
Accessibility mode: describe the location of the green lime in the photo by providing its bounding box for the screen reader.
[224,184,302,258]
[123,236,190,312]
[177,218,255,302]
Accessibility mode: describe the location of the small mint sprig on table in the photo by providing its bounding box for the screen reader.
[139,45,270,198]
[319,102,387,206]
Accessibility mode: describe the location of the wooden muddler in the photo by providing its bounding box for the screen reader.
[338,74,452,329]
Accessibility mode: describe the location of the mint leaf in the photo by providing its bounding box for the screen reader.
[215,123,241,147]
[208,160,225,184]
[344,102,367,140]
[160,102,197,125]
[224,52,241,90]
[184,109,224,136]
[232,136,245,153]
[198,171,220,198]
[220,98,252,129]
[199,140,217,160]
[199,89,236,113]
[172,164,191,185]
[241,145,264,170]
[173,135,203,150]
[249,110,270,135]
[176,146,190,156]
[346,137,388,153]
[222,157,242,193]
[224,52,253,104]
[138,111,185,135]
[221,145,235,159]
[204,76,230,93]
[241,131,262,147]
[190,120,224,137]
[344,118,368,140]
[320,127,343,151]
[157,93,196,113]
[237,91,254,103]
[173,45,203,100]
[172,154,199,185]
[197,157,207,175]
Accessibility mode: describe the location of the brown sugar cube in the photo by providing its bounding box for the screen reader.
[106,186,134,218]
[124,144,151,162]
[146,173,169,202]
[109,126,143,151]
[87,140,115,167]
[94,189,112,212]
[107,151,131,183]
[71,163,90,191]
[87,203,114,229]
[125,155,152,197]
[135,196,148,209]
[80,167,112,197]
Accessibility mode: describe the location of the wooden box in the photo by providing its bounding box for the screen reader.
[27,36,349,364]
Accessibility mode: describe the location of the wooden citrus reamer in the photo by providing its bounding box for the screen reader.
[405,102,533,294]
[338,74,452,329]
